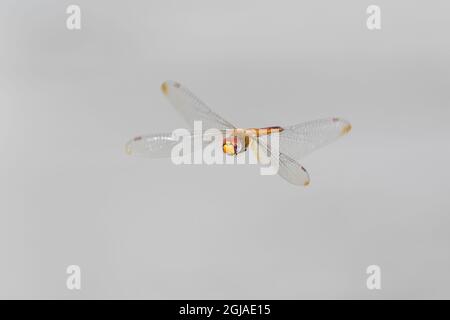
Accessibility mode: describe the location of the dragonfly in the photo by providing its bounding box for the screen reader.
[125,81,351,186]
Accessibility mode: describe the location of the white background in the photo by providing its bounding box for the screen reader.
[1,0,449,298]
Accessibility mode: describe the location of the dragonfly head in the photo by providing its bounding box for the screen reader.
[222,135,246,155]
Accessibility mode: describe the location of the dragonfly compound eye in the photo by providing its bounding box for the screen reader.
[223,142,236,155]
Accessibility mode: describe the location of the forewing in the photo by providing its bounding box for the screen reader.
[125,133,180,158]
[161,80,235,130]
[125,130,226,158]
[279,118,351,160]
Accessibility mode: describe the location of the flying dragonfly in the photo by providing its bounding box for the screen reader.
[125,81,351,186]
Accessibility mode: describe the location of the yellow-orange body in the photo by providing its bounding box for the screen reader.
[222,126,284,155]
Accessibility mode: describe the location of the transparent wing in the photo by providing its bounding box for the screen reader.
[250,136,310,186]
[125,133,180,158]
[161,80,236,130]
[279,118,351,161]
[277,152,311,186]
[125,131,225,158]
